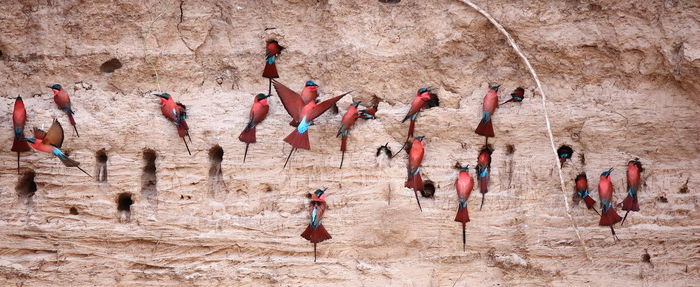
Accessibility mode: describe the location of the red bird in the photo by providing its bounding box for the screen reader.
[273,81,349,167]
[598,168,622,240]
[239,93,271,163]
[405,136,425,211]
[337,101,361,169]
[475,86,500,138]
[401,87,439,138]
[454,163,474,251]
[301,188,332,262]
[25,119,92,177]
[48,84,80,137]
[300,80,319,105]
[476,146,493,210]
[12,96,31,173]
[621,159,644,225]
[153,93,191,155]
[500,87,525,105]
[574,173,599,215]
[262,40,284,94]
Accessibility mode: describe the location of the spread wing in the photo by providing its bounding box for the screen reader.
[33,127,47,140]
[272,80,304,122]
[44,119,65,148]
[309,91,351,121]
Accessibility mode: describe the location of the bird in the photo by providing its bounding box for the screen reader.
[476,145,493,210]
[557,145,574,167]
[598,168,622,240]
[454,163,474,251]
[405,136,425,211]
[500,87,525,105]
[394,88,439,157]
[337,101,360,169]
[25,119,92,177]
[300,80,320,105]
[359,94,380,120]
[239,93,271,163]
[262,40,284,95]
[153,93,191,155]
[621,159,644,225]
[273,80,350,168]
[475,85,500,139]
[48,84,80,137]
[12,96,31,174]
[574,173,599,215]
[376,143,392,159]
[301,188,332,262]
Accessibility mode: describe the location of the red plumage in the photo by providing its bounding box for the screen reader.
[340,135,347,152]
[583,196,596,209]
[301,224,332,243]
[474,120,494,138]
[176,119,189,138]
[407,118,416,138]
[262,40,284,79]
[474,87,499,137]
[405,172,423,190]
[599,207,622,226]
[239,127,256,143]
[12,97,30,152]
[284,130,310,150]
[262,62,279,79]
[454,207,470,223]
[622,195,639,211]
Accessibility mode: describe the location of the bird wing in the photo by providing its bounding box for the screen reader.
[273,81,304,122]
[308,92,351,121]
[44,119,65,148]
[33,127,47,140]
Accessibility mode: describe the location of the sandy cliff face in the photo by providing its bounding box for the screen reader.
[1,0,699,286]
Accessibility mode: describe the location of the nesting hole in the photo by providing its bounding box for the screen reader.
[142,148,157,174]
[420,180,436,198]
[679,178,689,194]
[141,149,158,201]
[69,207,79,215]
[579,152,586,165]
[656,196,668,203]
[95,148,108,182]
[100,58,122,73]
[16,170,37,203]
[117,192,134,211]
[641,251,651,263]
[379,0,401,3]
[505,144,515,155]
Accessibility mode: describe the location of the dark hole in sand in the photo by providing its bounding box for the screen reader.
[641,252,651,263]
[421,180,435,198]
[117,193,134,212]
[95,149,108,163]
[69,207,79,215]
[100,58,122,73]
[379,0,401,3]
[16,169,37,199]
[209,145,224,163]
[142,148,157,174]
[505,144,515,155]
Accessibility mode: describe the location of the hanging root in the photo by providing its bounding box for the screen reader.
[592,207,601,216]
[456,0,592,261]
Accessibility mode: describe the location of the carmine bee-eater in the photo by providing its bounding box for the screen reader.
[153,93,191,155]
[574,173,599,215]
[25,119,91,177]
[12,96,31,173]
[239,93,271,163]
[273,81,350,168]
[454,163,474,251]
[622,159,644,225]
[262,40,284,95]
[48,84,80,137]
[475,85,500,139]
[476,145,493,210]
[394,88,439,157]
[500,87,525,105]
[557,145,574,167]
[301,188,332,262]
[598,168,622,240]
[337,101,360,169]
[405,136,425,211]
[300,80,319,105]
[359,95,379,120]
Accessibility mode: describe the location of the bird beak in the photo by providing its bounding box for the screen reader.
[607,167,614,175]
[263,94,272,99]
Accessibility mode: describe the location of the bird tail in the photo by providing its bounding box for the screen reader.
[262,60,279,79]
[478,176,489,194]
[340,135,347,152]
[475,116,495,137]
[407,118,416,138]
[454,203,470,223]
[405,171,423,190]
[67,112,76,126]
[11,137,30,152]
[622,193,640,211]
[177,119,190,138]
[57,154,81,168]
[284,130,310,150]
[599,207,623,226]
[239,125,257,143]
[583,196,596,210]
[301,224,332,243]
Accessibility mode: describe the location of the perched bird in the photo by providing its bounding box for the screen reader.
[500,87,525,105]
[557,145,574,166]
[262,40,284,94]
[475,85,500,138]
[48,84,80,137]
[300,80,320,105]
[454,163,474,251]
[12,96,31,173]
[273,81,350,167]
[239,93,271,163]
[574,173,599,215]
[598,168,622,240]
[622,159,644,225]
[337,101,361,169]
[153,93,191,155]
[405,136,425,211]
[25,119,91,177]
[359,95,380,120]
[301,188,332,262]
[376,143,392,159]
[394,88,439,158]
[476,145,493,210]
